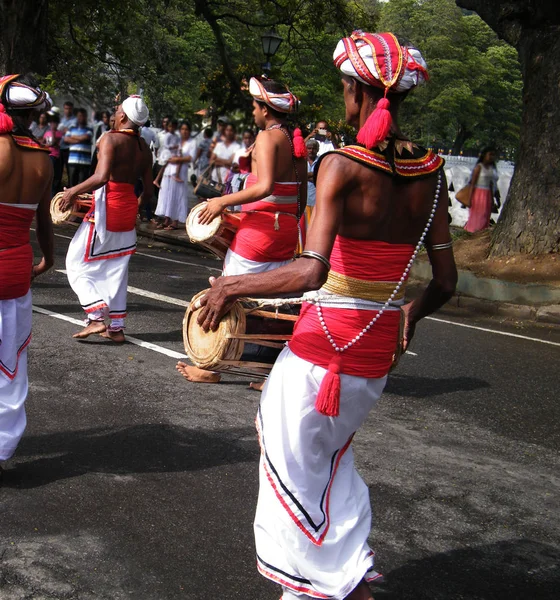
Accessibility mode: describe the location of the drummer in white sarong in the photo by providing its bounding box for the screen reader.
[61,96,153,343]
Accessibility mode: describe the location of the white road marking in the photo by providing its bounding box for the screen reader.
[43,235,558,349]
[56,270,190,308]
[32,306,188,360]
[32,228,221,272]
[406,351,418,356]
[426,316,560,347]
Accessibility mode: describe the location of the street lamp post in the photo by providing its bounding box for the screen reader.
[261,30,283,74]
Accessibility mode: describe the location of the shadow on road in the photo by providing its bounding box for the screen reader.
[373,539,560,599]
[4,424,259,489]
[385,374,490,398]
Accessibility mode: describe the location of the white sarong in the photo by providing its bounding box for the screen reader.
[0,291,32,461]
[222,248,290,276]
[255,347,387,599]
[66,186,136,329]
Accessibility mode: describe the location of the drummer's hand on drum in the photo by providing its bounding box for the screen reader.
[196,276,236,332]
[60,186,77,211]
[198,198,225,225]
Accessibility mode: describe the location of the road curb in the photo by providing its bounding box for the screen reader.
[136,222,195,249]
[409,262,560,325]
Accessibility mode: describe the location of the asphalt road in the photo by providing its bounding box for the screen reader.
[1,226,559,600]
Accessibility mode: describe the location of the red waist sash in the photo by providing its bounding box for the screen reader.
[105,181,137,232]
[230,174,300,262]
[0,245,33,300]
[0,204,35,300]
[290,237,415,379]
[0,203,34,250]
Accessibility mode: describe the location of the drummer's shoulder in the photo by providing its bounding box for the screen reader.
[0,135,15,176]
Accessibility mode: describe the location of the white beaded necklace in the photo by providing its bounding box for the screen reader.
[314,170,442,355]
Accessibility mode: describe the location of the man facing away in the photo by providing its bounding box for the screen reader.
[64,107,93,186]
[58,100,77,180]
[61,96,153,343]
[176,76,307,384]
[196,31,457,600]
[0,75,54,476]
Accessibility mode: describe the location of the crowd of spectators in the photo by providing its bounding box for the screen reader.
[29,101,340,227]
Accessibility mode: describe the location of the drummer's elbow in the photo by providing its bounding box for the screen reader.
[306,264,328,291]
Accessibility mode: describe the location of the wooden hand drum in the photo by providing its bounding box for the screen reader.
[186,203,241,260]
[50,193,93,225]
[183,289,298,379]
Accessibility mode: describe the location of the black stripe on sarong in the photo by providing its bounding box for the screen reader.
[256,554,313,585]
[257,406,339,534]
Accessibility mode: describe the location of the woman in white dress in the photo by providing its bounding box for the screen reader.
[155,122,197,230]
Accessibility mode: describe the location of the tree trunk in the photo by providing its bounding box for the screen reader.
[489,25,560,255]
[456,0,560,255]
[451,124,470,155]
[0,0,49,75]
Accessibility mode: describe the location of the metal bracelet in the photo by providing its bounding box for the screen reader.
[430,241,453,251]
[299,250,331,270]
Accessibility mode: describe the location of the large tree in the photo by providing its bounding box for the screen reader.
[457,0,560,255]
[0,0,48,75]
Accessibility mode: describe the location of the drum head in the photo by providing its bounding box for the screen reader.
[50,192,72,224]
[186,203,222,242]
[183,289,246,369]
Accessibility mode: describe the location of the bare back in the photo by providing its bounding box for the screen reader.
[251,128,307,184]
[97,132,152,184]
[0,135,52,205]
[314,145,449,249]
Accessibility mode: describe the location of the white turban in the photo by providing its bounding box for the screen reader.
[333,31,428,93]
[0,74,52,110]
[249,77,299,114]
[122,95,149,126]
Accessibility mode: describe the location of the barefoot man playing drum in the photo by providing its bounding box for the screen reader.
[0,75,54,475]
[195,32,458,600]
[62,96,153,343]
[177,77,307,384]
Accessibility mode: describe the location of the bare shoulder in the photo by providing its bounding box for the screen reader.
[316,152,357,178]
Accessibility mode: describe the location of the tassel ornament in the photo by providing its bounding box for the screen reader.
[292,127,307,158]
[356,97,392,150]
[0,103,14,134]
[315,353,342,417]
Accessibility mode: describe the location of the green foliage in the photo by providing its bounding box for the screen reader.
[378,0,522,153]
[43,0,521,152]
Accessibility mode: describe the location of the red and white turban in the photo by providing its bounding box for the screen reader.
[0,74,53,134]
[333,32,428,149]
[0,74,52,111]
[249,77,299,114]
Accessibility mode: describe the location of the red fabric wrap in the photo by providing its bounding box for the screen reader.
[330,236,414,280]
[230,174,299,262]
[0,204,35,300]
[105,181,137,232]
[289,237,414,379]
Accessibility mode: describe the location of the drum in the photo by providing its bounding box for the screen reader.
[50,192,93,225]
[186,203,240,260]
[183,289,298,379]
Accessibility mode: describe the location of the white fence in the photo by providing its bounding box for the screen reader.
[441,155,515,227]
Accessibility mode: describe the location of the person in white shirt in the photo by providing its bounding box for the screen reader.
[210,123,241,183]
[306,119,337,156]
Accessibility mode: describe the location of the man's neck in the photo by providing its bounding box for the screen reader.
[264,116,286,130]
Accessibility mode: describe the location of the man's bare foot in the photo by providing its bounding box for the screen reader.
[100,329,126,343]
[172,176,184,183]
[176,362,221,383]
[345,581,373,600]
[249,381,265,392]
[73,321,106,338]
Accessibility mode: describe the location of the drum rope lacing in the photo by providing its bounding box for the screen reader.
[242,170,442,354]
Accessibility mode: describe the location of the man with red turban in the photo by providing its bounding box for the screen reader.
[0,74,54,476]
[197,31,458,598]
[177,77,308,384]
